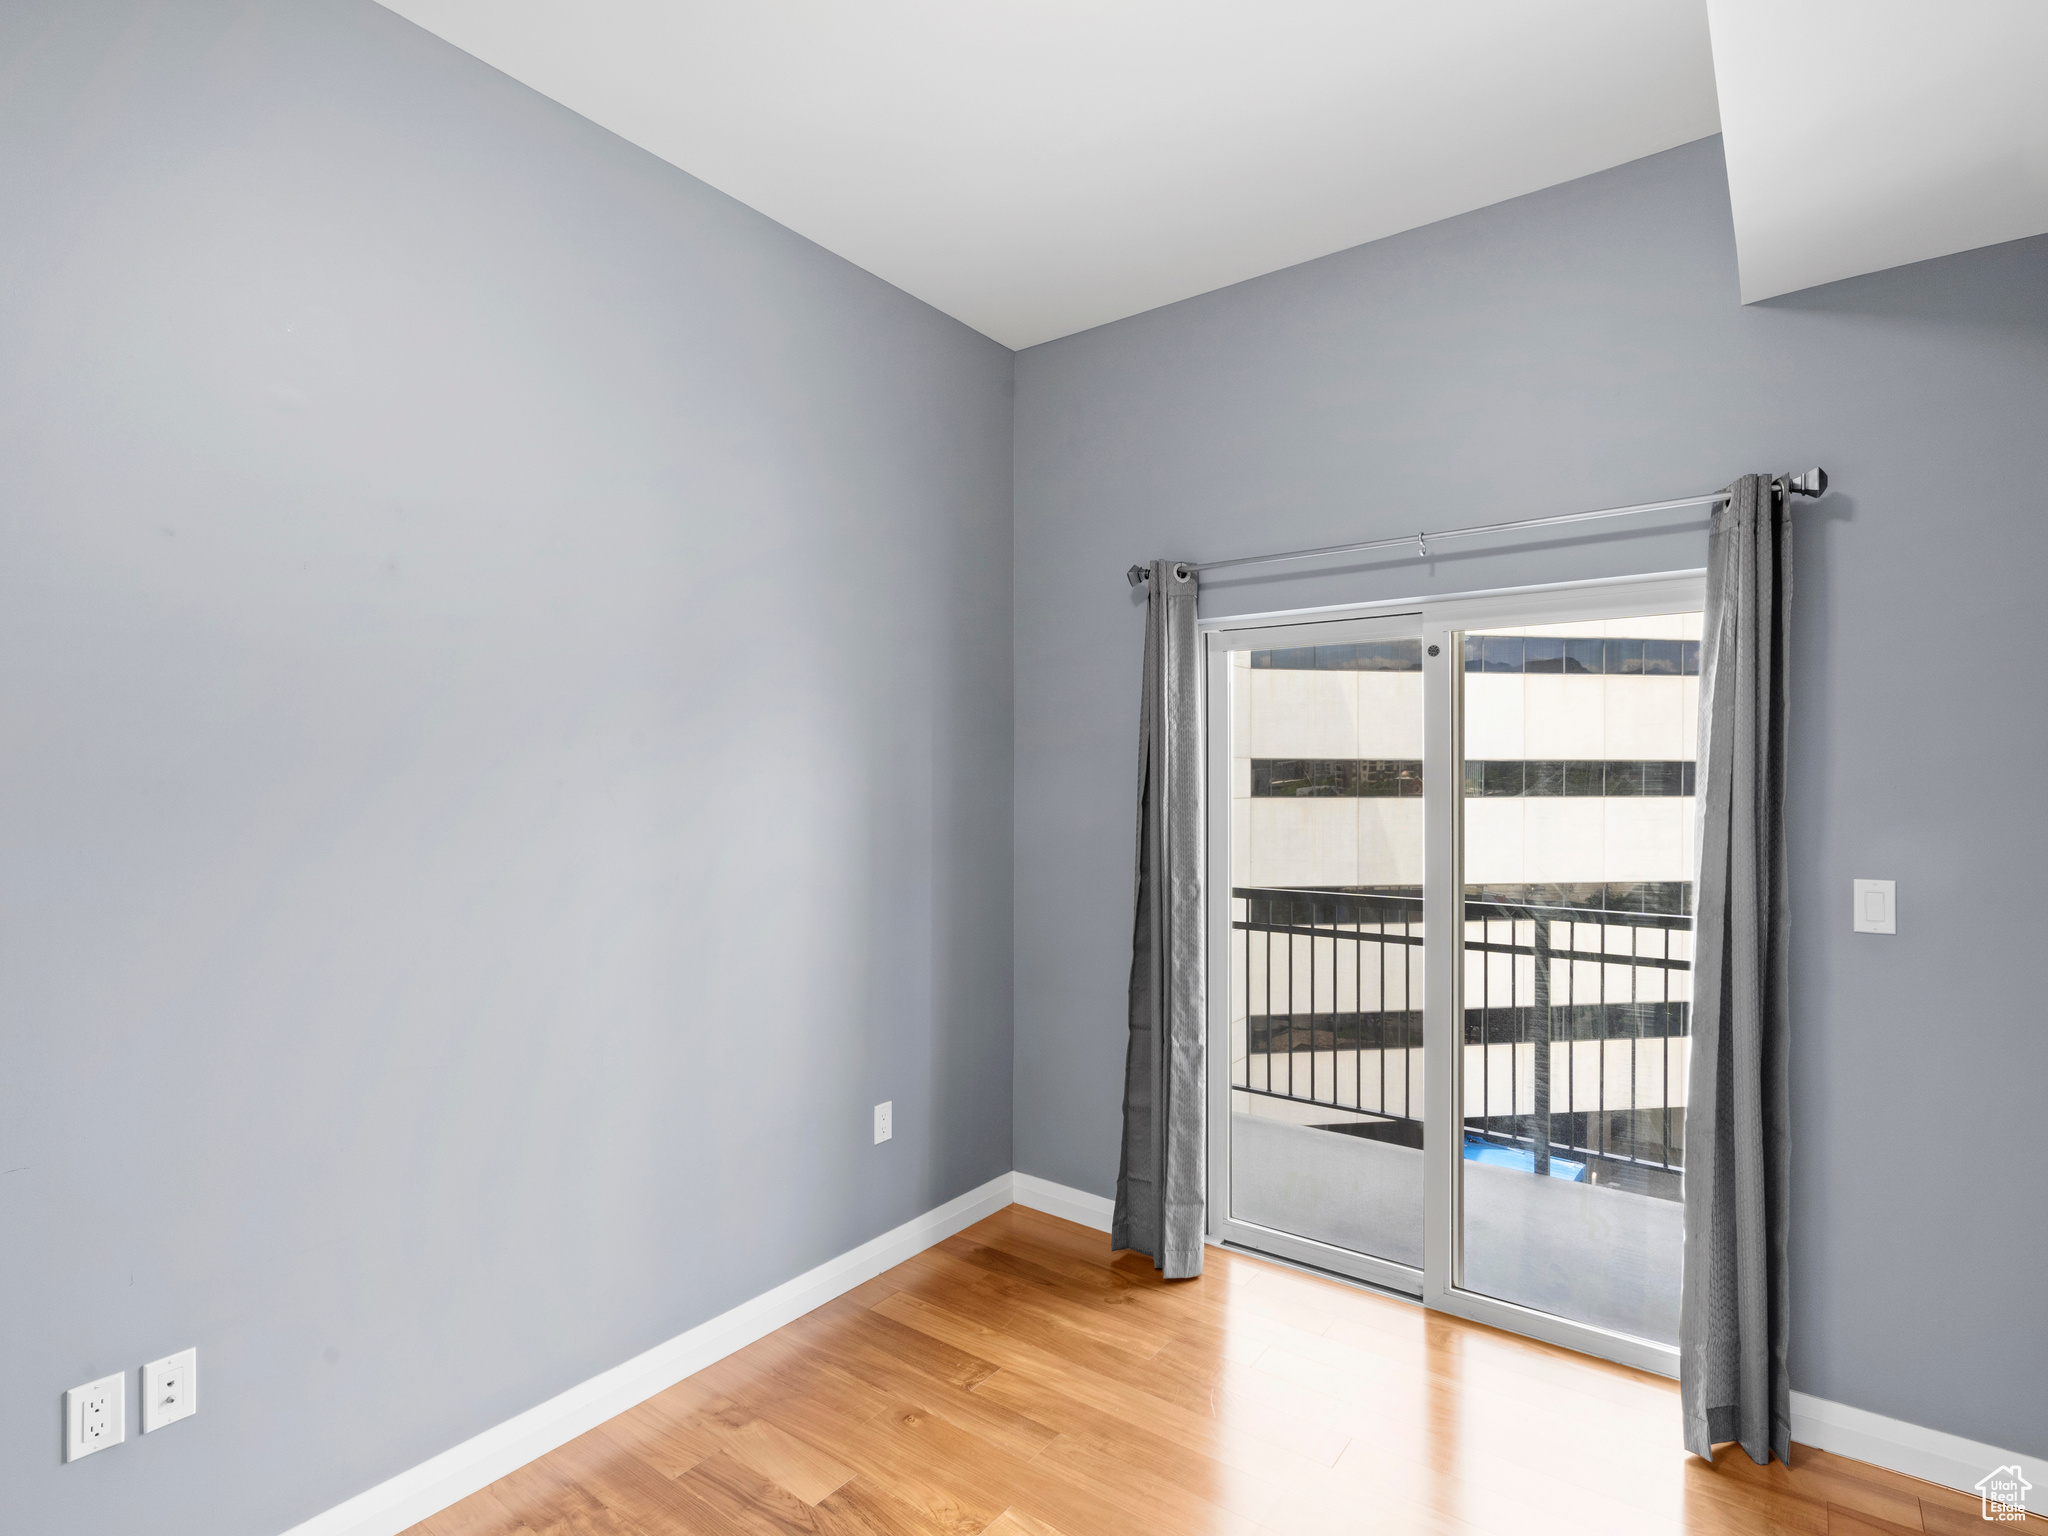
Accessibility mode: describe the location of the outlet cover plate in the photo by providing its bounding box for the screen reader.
[874,1101,893,1144]
[1852,878,1896,934]
[141,1348,197,1433]
[65,1371,125,1462]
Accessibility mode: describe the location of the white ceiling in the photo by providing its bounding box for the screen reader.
[375,1,1722,347]
[375,2,2046,345]
[1707,0,2048,303]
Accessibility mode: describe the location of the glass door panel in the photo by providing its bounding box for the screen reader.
[1222,624,1426,1280]
[1454,613,1698,1345]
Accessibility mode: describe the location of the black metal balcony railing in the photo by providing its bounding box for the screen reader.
[1232,886,1692,1196]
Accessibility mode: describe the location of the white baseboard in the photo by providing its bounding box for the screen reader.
[279,1172,1015,1536]
[1790,1390,2038,1499]
[1010,1171,1114,1233]
[277,1171,2035,1534]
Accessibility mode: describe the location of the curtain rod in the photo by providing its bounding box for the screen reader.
[1125,468,1829,587]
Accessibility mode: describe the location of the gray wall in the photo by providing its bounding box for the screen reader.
[1014,137,2047,1456]
[0,4,1012,1533]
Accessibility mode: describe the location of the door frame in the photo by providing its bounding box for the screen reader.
[1203,569,1704,1377]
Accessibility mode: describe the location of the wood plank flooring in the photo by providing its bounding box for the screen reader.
[408,1206,2039,1536]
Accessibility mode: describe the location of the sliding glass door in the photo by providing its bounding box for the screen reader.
[1206,615,1428,1293]
[1450,613,1697,1348]
[1207,575,1701,1372]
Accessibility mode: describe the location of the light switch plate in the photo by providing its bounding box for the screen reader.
[65,1371,125,1462]
[141,1348,197,1433]
[1852,878,1896,934]
[874,1101,893,1144]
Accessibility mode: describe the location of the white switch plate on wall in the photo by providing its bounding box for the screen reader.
[874,1101,892,1143]
[1853,878,1896,933]
[141,1347,197,1433]
[65,1372,124,1462]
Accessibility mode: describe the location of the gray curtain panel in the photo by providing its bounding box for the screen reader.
[1113,559,1207,1278]
[1681,473,1794,1465]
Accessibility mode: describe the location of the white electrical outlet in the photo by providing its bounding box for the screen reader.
[873,1101,893,1144]
[141,1348,197,1433]
[65,1371,125,1462]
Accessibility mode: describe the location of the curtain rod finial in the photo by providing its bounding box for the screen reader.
[1127,564,1150,588]
[1789,467,1829,498]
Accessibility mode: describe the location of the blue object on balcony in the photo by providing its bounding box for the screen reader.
[1464,1135,1587,1181]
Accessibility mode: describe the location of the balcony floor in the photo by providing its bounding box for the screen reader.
[1229,1111,1683,1341]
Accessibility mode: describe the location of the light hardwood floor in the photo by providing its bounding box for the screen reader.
[408,1205,2037,1536]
